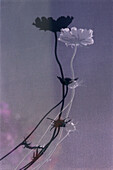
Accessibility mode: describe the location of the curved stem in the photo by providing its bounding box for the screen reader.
[54,32,64,79]
[57,45,78,151]
[0,86,68,161]
[20,127,60,170]
[66,45,77,118]
[23,86,68,141]
[0,143,22,161]
[19,87,69,170]
[21,34,67,169]
[54,32,65,119]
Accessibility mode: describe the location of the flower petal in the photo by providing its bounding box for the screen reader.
[33,16,74,32]
[59,26,94,47]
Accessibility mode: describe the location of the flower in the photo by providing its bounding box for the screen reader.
[32,16,74,32]
[58,27,94,47]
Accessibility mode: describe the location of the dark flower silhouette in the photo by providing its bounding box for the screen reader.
[32,16,74,32]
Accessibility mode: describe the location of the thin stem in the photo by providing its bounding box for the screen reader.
[0,86,68,161]
[20,127,60,170]
[20,32,66,170]
[54,32,65,119]
[54,32,64,79]
[66,45,77,118]
[23,86,68,141]
[59,84,65,119]
[0,143,22,161]
[56,45,78,155]
[15,86,70,170]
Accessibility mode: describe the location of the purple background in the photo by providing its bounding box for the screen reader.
[0,0,113,169]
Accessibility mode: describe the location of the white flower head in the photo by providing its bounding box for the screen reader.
[58,27,94,47]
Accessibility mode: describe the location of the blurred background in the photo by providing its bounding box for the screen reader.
[0,0,113,169]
